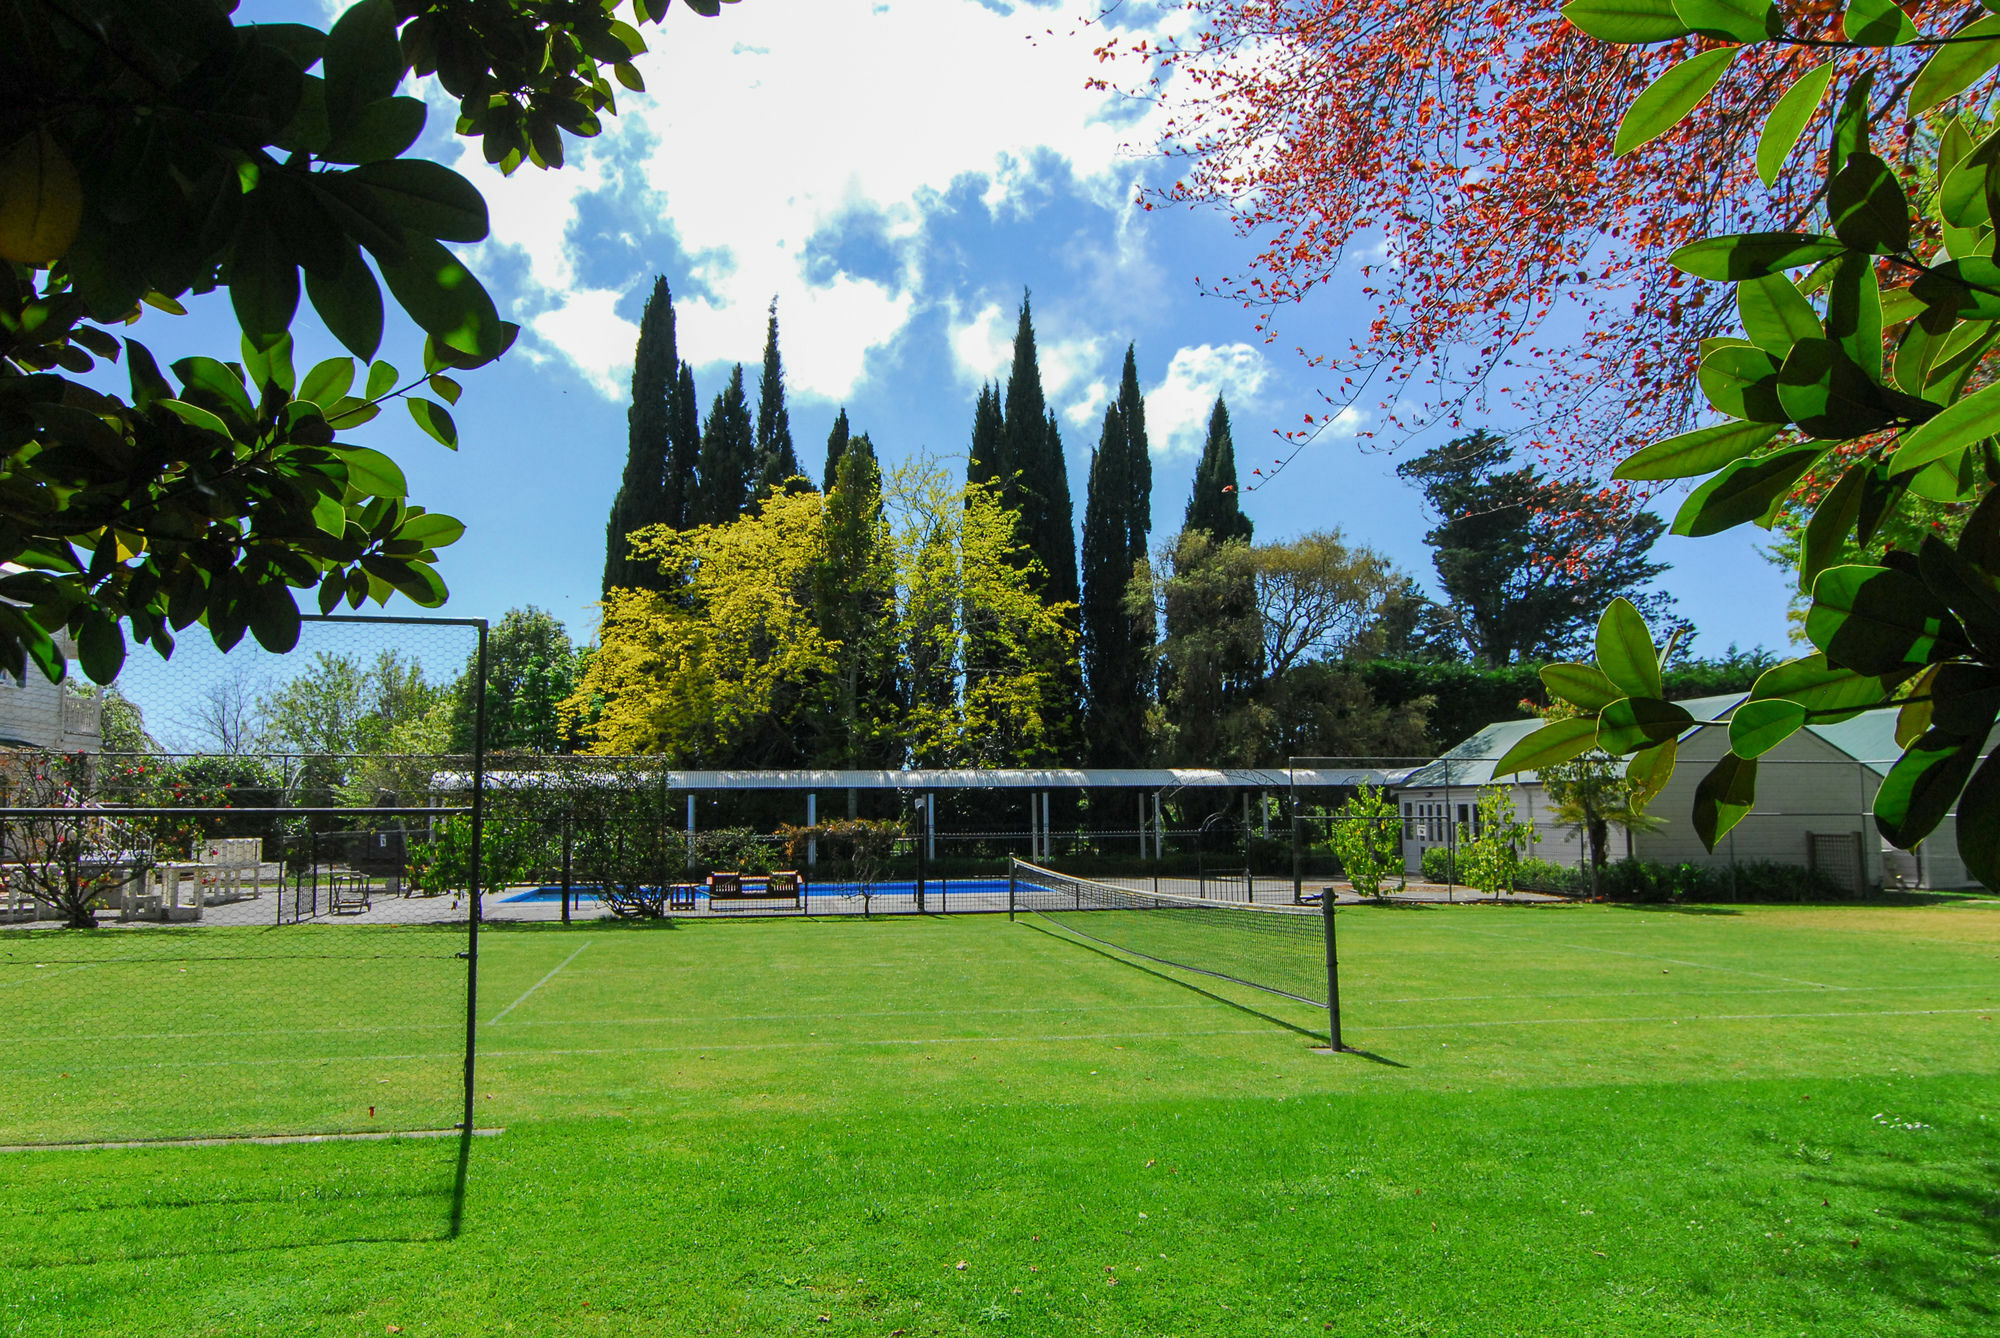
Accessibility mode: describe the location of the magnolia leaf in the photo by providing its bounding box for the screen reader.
[1671,232,1846,281]
[1614,46,1741,157]
[0,130,83,266]
[1892,375,2000,473]
[1828,152,1910,253]
[1614,420,1781,481]
[1776,338,1893,439]
[1875,728,1984,847]
[406,397,458,449]
[1541,661,1624,712]
[1561,0,1692,42]
[304,243,385,362]
[1727,697,1808,758]
[1843,0,1919,46]
[1737,272,1821,356]
[1807,565,1971,674]
[1912,18,2000,121]
[336,446,409,499]
[1757,62,1834,186]
[1626,739,1678,807]
[1698,344,1787,421]
[1492,717,1600,777]
[1597,696,1695,755]
[1956,753,2000,889]
[1671,444,1826,537]
[1672,0,1778,40]
[1802,463,1868,592]
[1693,753,1758,850]
[1596,597,1663,699]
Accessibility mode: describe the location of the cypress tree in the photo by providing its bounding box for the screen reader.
[823,407,851,492]
[1080,349,1155,766]
[695,365,755,525]
[670,360,701,524]
[604,276,679,593]
[1081,403,1147,764]
[1114,344,1152,563]
[753,298,800,495]
[1185,395,1254,544]
[999,294,1079,608]
[967,382,1005,494]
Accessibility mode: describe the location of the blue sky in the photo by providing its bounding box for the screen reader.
[175,0,1797,659]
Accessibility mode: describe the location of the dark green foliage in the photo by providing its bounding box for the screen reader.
[993,296,1080,609]
[1353,659,1547,754]
[604,276,684,593]
[1418,850,1851,902]
[823,408,851,492]
[695,365,755,525]
[1259,661,1432,761]
[968,382,1006,494]
[1080,362,1156,765]
[448,606,582,754]
[0,0,735,684]
[814,437,901,766]
[1116,346,1153,556]
[753,298,801,496]
[1662,645,1784,700]
[1397,429,1672,664]
[1152,532,1264,764]
[1185,397,1254,543]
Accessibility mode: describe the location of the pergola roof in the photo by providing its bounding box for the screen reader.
[434,765,1417,791]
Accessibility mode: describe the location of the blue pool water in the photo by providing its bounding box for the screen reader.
[500,878,1013,904]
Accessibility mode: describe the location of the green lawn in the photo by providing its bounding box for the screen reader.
[3,901,1998,1335]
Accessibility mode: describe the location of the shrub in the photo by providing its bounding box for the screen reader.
[1419,845,1457,885]
[1325,784,1404,899]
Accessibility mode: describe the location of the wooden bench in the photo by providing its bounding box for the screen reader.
[705,870,803,910]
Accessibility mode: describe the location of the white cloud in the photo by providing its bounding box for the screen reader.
[1064,380,1110,428]
[527,289,640,397]
[947,302,1013,386]
[1146,343,1271,458]
[442,0,1174,403]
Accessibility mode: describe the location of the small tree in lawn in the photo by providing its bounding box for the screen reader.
[1533,701,1664,900]
[1457,787,1538,900]
[0,752,151,928]
[1326,783,1405,900]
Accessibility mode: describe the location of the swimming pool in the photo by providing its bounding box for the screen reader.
[499,878,1013,903]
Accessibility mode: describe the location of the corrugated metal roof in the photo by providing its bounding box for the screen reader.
[1403,693,1749,788]
[432,765,1419,791]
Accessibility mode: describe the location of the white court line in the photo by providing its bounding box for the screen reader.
[489,941,591,1024]
[1361,1006,1998,1033]
[0,963,95,989]
[1433,921,1846,989]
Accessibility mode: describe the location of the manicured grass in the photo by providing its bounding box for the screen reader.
[3,902,1998,1334]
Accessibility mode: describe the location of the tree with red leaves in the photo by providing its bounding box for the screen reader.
[1095,0,1909,478]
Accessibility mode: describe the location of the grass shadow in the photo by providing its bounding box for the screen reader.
[1020,920,1328,1045]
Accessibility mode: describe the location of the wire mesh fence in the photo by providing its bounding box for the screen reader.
[0,616,483,1149]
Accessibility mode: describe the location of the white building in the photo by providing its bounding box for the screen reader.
[1395,694,1993,893]
[0,639,104,754]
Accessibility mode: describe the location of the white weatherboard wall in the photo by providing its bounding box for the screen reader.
[0,635,102,753]
[1390,695,2000,892]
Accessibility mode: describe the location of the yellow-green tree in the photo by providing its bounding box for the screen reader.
[571,491,834,761]
[886,460,1076,766]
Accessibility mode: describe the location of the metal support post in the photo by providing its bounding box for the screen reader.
[1321,885,1343,1052]
[560,815,572,925]
[807,793,817,867]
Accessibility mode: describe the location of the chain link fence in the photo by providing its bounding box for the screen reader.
[0,616,484,1151]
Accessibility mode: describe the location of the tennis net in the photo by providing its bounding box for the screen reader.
[1010,858,1332,1008]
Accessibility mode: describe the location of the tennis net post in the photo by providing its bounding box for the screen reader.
[1321,883,1342,1052]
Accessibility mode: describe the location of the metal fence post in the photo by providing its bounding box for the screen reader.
[463,618,488,1146]
[1292,814,1304,906]
[1008,859,1016,922]
[1322,885,1343,1052]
